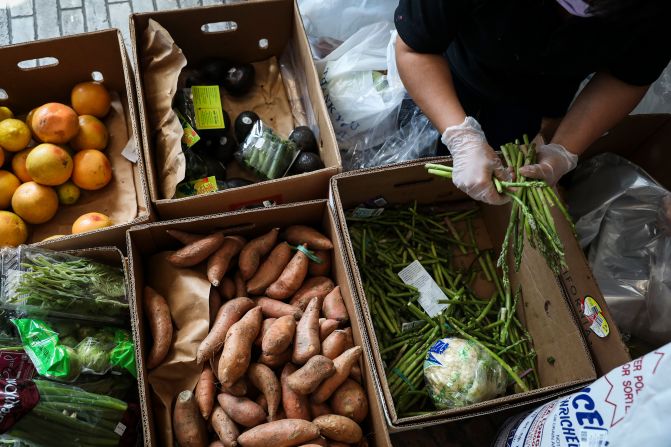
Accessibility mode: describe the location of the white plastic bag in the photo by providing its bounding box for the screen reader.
[316,23,406,152]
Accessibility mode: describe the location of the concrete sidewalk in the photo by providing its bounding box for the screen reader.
[0,0,227,50]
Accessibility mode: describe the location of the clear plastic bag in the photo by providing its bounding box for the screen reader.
[565,153,671,345]
[238,121,300,180]
[0,246,128,325]
[0,377,128,446]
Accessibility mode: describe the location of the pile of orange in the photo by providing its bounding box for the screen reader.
[0,82,115,247]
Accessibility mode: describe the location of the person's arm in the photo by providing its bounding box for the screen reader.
[395,36,466,131]
[520,72,649,185]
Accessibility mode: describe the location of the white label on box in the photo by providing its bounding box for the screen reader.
[121,140,139,163]
[114,422,126,436]
[398,260,448,318]
[351,206,384,218]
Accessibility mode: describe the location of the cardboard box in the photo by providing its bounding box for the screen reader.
[126,201,391,446]
[0,30,152,251]
[130,0,340,220]
[329,159,616,431]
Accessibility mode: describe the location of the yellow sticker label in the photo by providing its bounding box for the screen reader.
[581,296,610,338]
[192,86,225,130]
[175,110,200,148]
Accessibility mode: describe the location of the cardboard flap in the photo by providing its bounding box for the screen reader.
[131,0,293,65]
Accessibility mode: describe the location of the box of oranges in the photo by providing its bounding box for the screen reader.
[0,29,152,250]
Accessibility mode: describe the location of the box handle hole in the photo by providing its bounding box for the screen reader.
[258,38,269,50]
[393,178,435,188]
[17,57,59,70]
[0,89,7,101]
[201,21,238,33]
[91,71,104,82]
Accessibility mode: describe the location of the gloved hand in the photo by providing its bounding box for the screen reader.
[441,117,510,205]
[518,143,579,186]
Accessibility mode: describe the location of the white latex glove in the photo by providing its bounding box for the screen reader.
[441,117,510,205]
[518,143,579,186]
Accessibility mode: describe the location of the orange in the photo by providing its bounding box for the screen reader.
[0,107,13,122]
[31,103,79,144]
[0,170,20,209]
[11,148,33,182]
[26,143,73,186]
[71,149,112,190]
[69,115,108,152]
[25,108,39,141]
[56,181,80,205]
[71,82,111,118]
[0,147,4,167]
[0,119,31,152]
[11,181,58,224]
[0,211,28,247]
[72,212,113,234]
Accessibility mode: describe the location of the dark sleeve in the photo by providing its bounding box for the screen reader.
[608,26,671,86]
[395,0,459,54]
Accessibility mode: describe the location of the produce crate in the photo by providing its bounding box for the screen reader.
[329,158,630,431]
[0,29,152,251]
[126,200,391,446]
[130,0,340,220]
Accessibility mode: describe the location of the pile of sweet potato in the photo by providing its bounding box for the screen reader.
[143,225,370,447]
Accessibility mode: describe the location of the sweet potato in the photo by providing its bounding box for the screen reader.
[255,394,268,413]
[247,363,281,421]
[254,318,276,347]
[210,288,222,327]
[195,364,217,419]
[312,347,363,404]
[300,439,327,447]
[210,441,226,447]
[349,364,362,383]
[312,415,362,444]
[219,277,236,300]
[330,379,368,423]
[220,377,248,397]
[208,236,246,287]
[173,390,208,447]
[308,250,331,277]
[329,443,350,447]
[289,277,335,311]
[235,271,247,298]
[262,315,296,355]
[143,286,173,369]
[237,419,320,447]
[239,228,280,280]
[322,287,348,325]
[255,297,303,320]
[247,242,292,295]
[219,307,263,387]
[166,229,203,245]
[342,328,354,350]
[266,245,309,300]
[281,364,310,420]
[198,297,255,364]
[309,401,331,418]
[218,393,266,428]
[258,349,292,369]
[319,319,339,342]
[210,404,240,447]
[287,355,335,395]
[292,297,321,365]
[168,232,225,268]
[321,330,348,360]
[284,226,333,250]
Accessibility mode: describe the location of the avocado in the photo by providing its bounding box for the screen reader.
[235,111,260,143]
[223,64,255,96]
[288,152,325,175]
[198,58,232,84]
[289,126,318,153]
[184,149,208,181]
[202,155,227,180]
[217,178,254,190]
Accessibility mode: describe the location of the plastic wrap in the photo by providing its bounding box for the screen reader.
[0,378,128,446]
[565,153,671,345]
[423,337,507,409]
[238,121,300,180]
[0,246,128,325]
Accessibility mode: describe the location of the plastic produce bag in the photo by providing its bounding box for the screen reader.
[494,340,671,447]
[238,121,300,180]
[316,22,406,152]
[565,153,671,345]
[0,377,128,446]
[0,246,128,325]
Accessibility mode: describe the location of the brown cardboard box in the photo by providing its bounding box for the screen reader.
[130,0,340,220]
[0,30,152,251]
[329,159,622,431]
[126,201,391,446]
